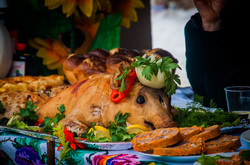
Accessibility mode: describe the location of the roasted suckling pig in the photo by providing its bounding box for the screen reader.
[36,73,178,136]
[36,48,179,135]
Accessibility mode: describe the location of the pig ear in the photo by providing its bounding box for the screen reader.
[110,61,131,91]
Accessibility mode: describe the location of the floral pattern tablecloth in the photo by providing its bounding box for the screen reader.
[0,131,170,165]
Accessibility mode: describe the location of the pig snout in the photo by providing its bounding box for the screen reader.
[143,94,178,129]
[145,114,178,130]
[128,85,179,130]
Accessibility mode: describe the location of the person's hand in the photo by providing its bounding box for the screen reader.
[194,0,226,31]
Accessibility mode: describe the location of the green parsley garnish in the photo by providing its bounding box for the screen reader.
[174,94,241,128]
[115,68,129,93]
[18,101,38,122]
[197,154,229,165]
[81,111,136,142]
[42,104,66,133]
[116,55,181,96]
[197,150,250,165]
[81,122,98,142]
[108,111,135,142]
[174,103,240,128]
[240,150,250,161]
[132,55,181,96]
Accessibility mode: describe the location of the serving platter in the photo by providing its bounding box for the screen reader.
[220,124,250,134]
[0,126,132,151]
[0,125,57,140]
[241,129,250,142]
[138,151,238,163]
[77,139,132,150]
[241,129,250,149]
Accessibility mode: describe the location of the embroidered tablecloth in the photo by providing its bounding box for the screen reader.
[0,131,174,165]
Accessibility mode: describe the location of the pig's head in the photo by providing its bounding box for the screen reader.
[117,83,178,130]
[110,61,178,130]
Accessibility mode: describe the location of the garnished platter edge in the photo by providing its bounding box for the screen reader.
[0,126,132,150]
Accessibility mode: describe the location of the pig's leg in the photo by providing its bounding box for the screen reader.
[59,117,89,136]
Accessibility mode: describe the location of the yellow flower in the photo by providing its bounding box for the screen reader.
[45,0,111,18]
[45,0,144,28]
[28,38,70,75]
[119,0,144,28]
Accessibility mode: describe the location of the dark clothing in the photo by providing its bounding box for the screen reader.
[184,0,250,110]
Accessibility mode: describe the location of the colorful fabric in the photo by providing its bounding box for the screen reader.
[92,154,140,165]
[0,131,168,165]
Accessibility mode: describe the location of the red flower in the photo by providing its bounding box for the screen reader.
[34,119,44,126]
[57,127,86,151]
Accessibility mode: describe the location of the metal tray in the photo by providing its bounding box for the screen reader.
[0,126,57,140]
[77,139,132,150]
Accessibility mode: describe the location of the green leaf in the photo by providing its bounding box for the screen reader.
[114,133,124,141]
[20,108,30,117]
[42,104,66,133]
[173,102,240,128]
[163,72,181,96]
[115,111,121,123]
[7,120,29,130]
[116,69,129,93]
[96,137,110,142]
[112,135,118,142]
[141,66,152,80]
[132,55,181,96]
[114,111,130,126]
[53,122,72,164]
[239,150,250,161]
[18,101,38,122]
[58,104,66,113]
[43,117,53,133]
[150,63,159,76]
[209,99,217,108]
[193,94,204,105]
[83,111,133,142]
[160,57,180,71]
[134,56,149,66]
[53,113,65,124]
[122,134,134,141]
[231,117,241,125]
[120,79,126,93]
[92,122,96,127]
[89,12,122,51]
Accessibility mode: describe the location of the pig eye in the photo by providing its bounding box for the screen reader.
[137,95,145,104]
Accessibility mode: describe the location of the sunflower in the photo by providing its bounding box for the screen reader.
[45,0,112,18]
[118,0,145,28]
[45,0,144,28]
[28,38,70,75]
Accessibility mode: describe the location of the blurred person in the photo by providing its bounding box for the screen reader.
[184,0,250,110]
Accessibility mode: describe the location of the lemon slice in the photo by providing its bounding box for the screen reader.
[126,124,149,135]
[88,126,111,140]
[28,126,43,132]
[6,115,22,126]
